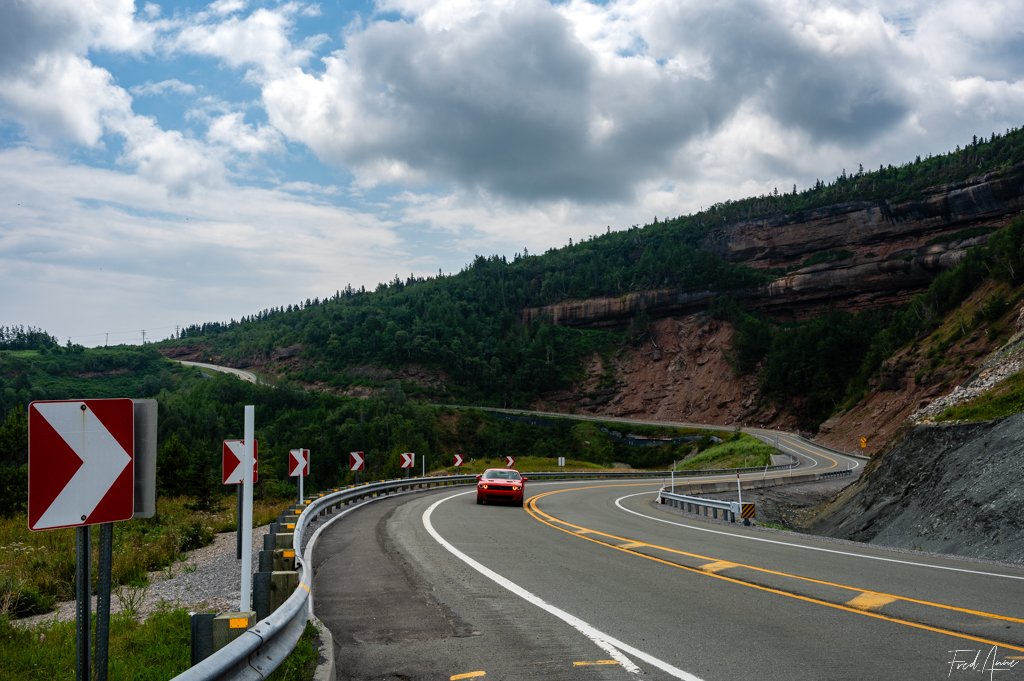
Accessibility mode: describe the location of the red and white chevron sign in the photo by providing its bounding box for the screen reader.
[288,448,309,477]
[505,455,516,468]
[453,453,464,467]
[400,452,415,468]
[222,439,259,484]
[28,399,135,531]
[349,451,365,471]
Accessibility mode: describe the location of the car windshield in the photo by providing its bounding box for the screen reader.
[484,469,520,480]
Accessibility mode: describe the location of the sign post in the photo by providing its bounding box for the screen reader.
[289,448,309,504]
[240,406,254,614]
[223,439,258,560]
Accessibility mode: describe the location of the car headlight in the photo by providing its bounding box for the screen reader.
[512,485,520,491]
[480,484,488,489]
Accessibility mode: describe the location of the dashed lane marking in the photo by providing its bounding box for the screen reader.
[846,591,899,611]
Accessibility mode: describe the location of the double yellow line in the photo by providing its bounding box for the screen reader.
[525,485,1024,653]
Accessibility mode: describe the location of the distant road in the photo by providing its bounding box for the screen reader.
[177,360,259,384]
[438,403,864,470]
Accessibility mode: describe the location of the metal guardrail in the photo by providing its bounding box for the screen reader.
[171,462,814,679]
[169,474,476,681]
[659,489,745,522]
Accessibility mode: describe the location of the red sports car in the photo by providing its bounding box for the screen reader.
[476,468,527,506]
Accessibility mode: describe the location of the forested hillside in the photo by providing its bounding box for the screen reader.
[156,127,1024,425]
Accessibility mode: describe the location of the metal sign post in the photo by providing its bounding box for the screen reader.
[75,527,90,681]
[736,471,743,507]
[240,406,254,613]
[236,485,243,560]
[95,523,113,681]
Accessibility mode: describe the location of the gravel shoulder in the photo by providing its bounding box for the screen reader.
[15,525,270,628]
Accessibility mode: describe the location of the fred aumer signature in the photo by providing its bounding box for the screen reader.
[948,647,1022,679]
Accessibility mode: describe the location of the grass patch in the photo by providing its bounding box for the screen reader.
[0,608,320,680]
[677,434,774,471]
[0,605,190,680]
[267,621,320,681]
[935,369,1024,422]
[0,496,291,618]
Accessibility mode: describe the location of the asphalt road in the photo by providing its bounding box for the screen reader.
[177,360,260,384]
[313,477,1024,681]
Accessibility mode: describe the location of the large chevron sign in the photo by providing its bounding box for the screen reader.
[28,399,135,531]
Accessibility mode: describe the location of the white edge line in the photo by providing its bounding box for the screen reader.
[615,492,1024,581]
[423,490,706,681]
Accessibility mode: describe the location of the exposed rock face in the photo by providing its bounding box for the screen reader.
[535,316,788,428]
[524,164,1024,326]
[804,415,1024,564]
[699,167,1024,267]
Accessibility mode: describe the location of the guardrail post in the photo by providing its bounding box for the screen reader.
[211,612,255,653]
[251,569,296,622]
[189,613,215,666]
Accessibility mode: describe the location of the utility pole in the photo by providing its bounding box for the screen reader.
[141,329,146,344]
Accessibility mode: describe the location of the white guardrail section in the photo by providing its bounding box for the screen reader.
[170,460,807,680]
[658,489,744,522]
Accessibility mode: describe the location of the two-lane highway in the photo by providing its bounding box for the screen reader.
[314,475,1024,680]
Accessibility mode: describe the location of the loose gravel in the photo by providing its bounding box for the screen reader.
[15,525,270,628]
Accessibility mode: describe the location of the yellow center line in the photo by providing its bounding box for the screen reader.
[450,672,486,680]
[700,560,739,574]
[778,435,840,470]
[529,486,1024,624]
[573,660,620,667]
[618,541,647,550]
[524,487,1024,652]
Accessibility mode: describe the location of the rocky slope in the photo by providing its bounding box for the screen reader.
[803,415,1024,564]
[535,315,786,428]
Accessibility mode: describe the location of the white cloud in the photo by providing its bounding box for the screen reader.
[174,4,326,76]
[114,115,226,195]
[207,112,283,155]
[211,0,247,16]
[131,78,197,97]
[0,53,130,146]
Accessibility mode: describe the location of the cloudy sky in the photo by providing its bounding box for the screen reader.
[1,0,1021,346]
